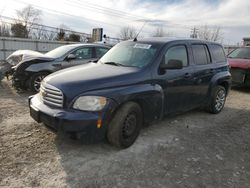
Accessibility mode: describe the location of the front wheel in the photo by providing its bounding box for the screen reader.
[207,86,227,114]
[29,72,49,92]
[107,102,143,148]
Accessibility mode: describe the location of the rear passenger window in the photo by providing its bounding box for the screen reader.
[210,44,226,63]
[165,45,188,66]
[192,44,211,65]
[96,47,109,58]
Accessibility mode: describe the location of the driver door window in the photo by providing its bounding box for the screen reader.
[72,47,93,59]
[164,45,188,66]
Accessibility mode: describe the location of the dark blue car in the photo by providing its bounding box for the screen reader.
[29,38,231,148]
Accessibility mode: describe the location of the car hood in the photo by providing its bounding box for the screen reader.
[44,63,144,100]
[9,50,55,67]
[228,58,250,69]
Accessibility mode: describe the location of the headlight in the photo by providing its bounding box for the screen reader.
[73,96,107,111]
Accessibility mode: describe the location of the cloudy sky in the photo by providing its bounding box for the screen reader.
[1,0,249,44]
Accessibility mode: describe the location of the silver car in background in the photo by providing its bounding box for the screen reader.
[6,44,111,91]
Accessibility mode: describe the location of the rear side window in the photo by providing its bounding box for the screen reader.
[210,44,226,63]
[192,44,211,65]
[96,47,109,58]
[164,45,188,66]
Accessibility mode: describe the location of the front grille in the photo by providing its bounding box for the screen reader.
[40,82,64,108]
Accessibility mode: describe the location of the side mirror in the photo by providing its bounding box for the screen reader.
[66,54,76,60]
[160,59,183,69]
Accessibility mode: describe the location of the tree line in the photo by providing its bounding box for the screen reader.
[0,5,84,42]
[0,5,223,43]
[118,25,223,42]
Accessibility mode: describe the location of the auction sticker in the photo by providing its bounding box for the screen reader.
[134,43,151,49]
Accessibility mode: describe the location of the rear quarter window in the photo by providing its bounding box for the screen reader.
[210,44,226,63]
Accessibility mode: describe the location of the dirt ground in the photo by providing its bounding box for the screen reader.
[0,78,250,188]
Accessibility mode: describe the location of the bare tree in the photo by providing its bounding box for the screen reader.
[0,23,11,37]
[67,33,80,42]
[56,24,70,41]
[152,26,172,37]
[16,5,42,37]
[119,26,137,40]
[198,25,223,42]
[11,23,28,38]
[56,29,65,41]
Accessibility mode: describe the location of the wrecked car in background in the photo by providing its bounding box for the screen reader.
[228,47,250,87]
[0,61,11,81]
[11,44,111,92]
[0,50,42,81]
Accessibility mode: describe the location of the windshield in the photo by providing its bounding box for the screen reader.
[45,45,77,58]
[228,47,250,59]
[98,41,159,68]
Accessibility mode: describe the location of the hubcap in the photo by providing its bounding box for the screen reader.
[122,113,137,139]
[215,89,226,111]
[34,75,46,92]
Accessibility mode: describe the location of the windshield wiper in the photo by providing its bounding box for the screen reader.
[103,62,125,66]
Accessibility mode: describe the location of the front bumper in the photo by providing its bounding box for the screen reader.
[29,94,117,141]
[12,72,29,89]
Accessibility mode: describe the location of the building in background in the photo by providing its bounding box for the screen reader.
[92,28,103,42]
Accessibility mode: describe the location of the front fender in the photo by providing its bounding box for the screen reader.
[25,62,54,73]
[83,84,164,123]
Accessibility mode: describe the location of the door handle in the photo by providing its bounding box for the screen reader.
[184,73,191,78]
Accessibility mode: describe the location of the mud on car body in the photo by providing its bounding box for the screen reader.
[29,38,231,148]
[12,44,111,92]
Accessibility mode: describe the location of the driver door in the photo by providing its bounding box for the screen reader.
[159,44,196,114]
[63,47,95,68]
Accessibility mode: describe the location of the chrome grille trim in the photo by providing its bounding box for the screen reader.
[40,83,63,108]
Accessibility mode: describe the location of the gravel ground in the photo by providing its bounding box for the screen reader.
[0,78,250,188]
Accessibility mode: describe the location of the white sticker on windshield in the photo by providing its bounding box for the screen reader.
[134,43,151,49]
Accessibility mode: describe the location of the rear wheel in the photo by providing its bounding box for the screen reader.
[107,102,143,148]
[29,72,49,92]
[207,85,227,114]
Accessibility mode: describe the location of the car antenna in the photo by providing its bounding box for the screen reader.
[133,21,148,42]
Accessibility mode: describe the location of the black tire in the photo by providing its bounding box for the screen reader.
[207,85,227,114]
[107,102,143,148]
[29,72,49,92]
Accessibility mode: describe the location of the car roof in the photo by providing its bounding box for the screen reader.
[63,43,111,48]
[139,37,222,46]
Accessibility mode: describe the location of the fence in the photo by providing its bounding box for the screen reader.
[0,37,78,61]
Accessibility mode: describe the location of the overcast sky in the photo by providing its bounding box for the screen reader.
[1,0,249,44]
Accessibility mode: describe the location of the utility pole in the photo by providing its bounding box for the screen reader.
[190,27,198,38]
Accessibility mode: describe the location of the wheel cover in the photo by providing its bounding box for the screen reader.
[122,113,137,139]
[33,75,46,91]
[215,89,226,111]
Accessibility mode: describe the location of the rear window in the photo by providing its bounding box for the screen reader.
[192,44,211,65]
[210,44,226,63]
